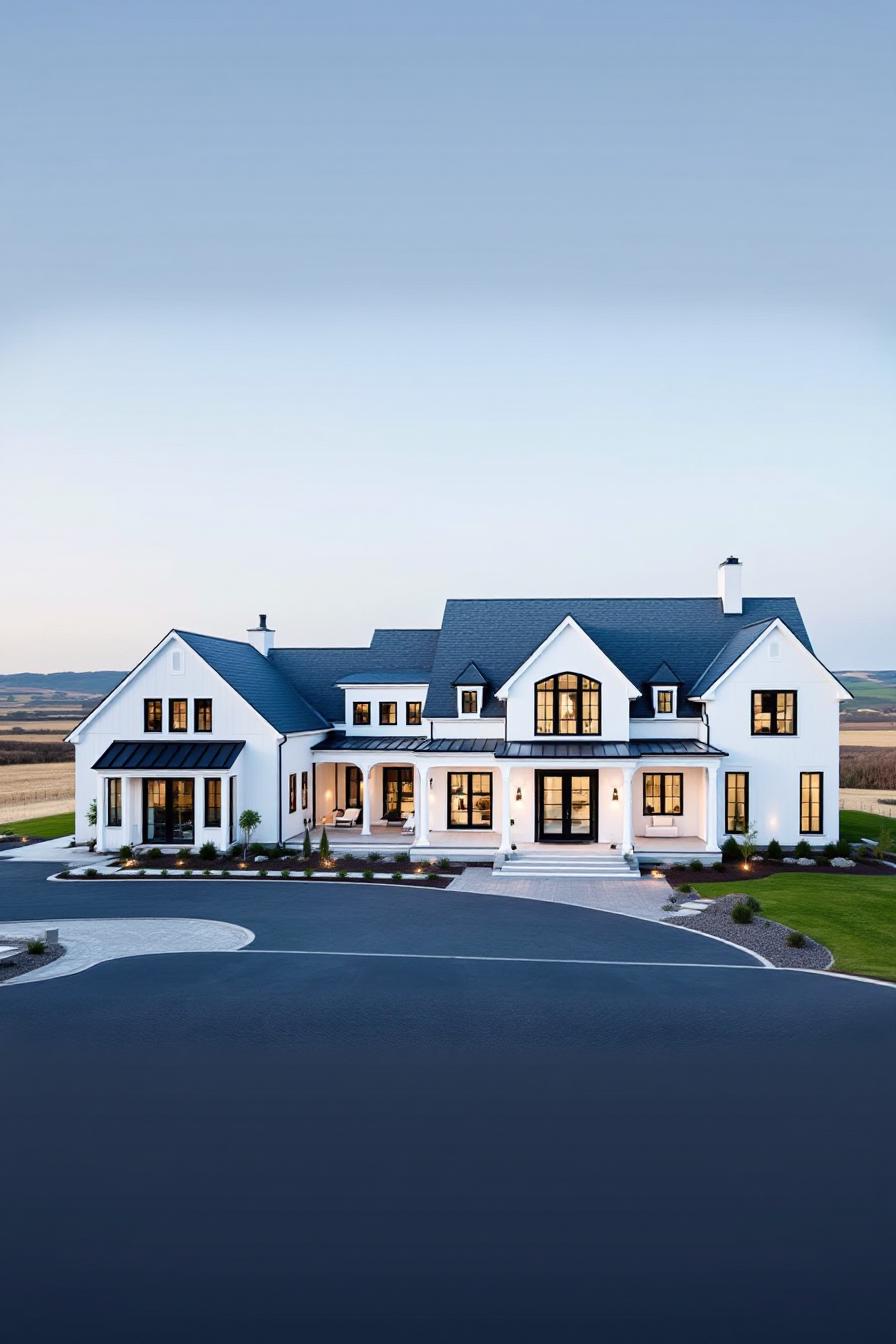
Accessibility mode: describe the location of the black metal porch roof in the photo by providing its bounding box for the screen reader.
[93,740,245,770]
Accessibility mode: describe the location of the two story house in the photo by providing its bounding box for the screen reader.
[68,558,848,868]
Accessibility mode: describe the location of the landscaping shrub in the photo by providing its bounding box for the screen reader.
[182,869,193,879]
[338,868,348,879]
[689,859,704,871]
[303,828,312,861]
[721,836,742,862]
[766,838,783,861]
[220,869,230,879]
[304,867,313,879]
[259,867,269,879]
[391,871,403,882]
[731,901,753,924]
[712,861,725,872]
[118,844,134,861]
[835,836,852,858]
[437,857,451,870]
[26,938,46,955]
[160,868,169,879]
[745,894,762,913]
[177,847,191,862]
[675,883,693,894]
[249,842,268,856]
[426,871,439,882]
[393,851,409,864]
[786,931,806,948]
[203,869,212,879]
[319,828,331,861]
[340,852,355,864]
[147,848,162,863]
[823,842,837,860]
[363,869,374,881]
[874,826,893,859]
[198,841,218,861]
[367,851,382,863]
[137,868,146,878]
[794,840,813,859]
[84,867,98,878]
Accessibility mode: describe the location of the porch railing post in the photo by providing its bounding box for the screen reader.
[416,764,431,846]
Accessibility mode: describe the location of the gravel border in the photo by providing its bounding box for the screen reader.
[0,938,66,983]
[671,893,831,969]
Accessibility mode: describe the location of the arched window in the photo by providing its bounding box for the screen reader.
[535,673,601,735]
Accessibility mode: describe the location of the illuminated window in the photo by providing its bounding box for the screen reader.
[144,698,162,732]
[535,674,600,735]
[169,699,188,732]
[656,690,673,715]
[461,690,478,715]
[752,691,796,735]
[643,773,683,816]
[406,701,422,725]
[195,699,212,732]
[106,777,122,827]
[800,772,822,834]
[353,702,371,725]
[448,772,493,829]
[379,702,397,726]
[725,772,749,833]
[288,773,297,813]
[205,778,222,827]
[301,772,308,811]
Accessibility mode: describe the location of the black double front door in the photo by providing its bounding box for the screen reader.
[536,771,597,843]
[143,778,194,844]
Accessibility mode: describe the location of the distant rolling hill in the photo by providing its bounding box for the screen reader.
[837,671,896,721]
[0,671,125,695]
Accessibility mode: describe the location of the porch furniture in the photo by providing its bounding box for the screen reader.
[643,819,680,838]
[402,812,416,835]
[333,808,360,828]
[382,811,404,826]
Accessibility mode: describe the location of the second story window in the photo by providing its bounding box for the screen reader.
[752,690,796,735]
[144,698,162,732]
[535,673,601,735]
[406,701,422,726]
[169,698,188,732]
[656,690,673,715]
[195,699,212,732]
[460,690,478,715]
[353,701,371,726]
[379,701,397,726]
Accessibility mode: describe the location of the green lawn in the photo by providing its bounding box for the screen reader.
[0,812,75,840]
[695,873,896,981]
[839,809,895,846]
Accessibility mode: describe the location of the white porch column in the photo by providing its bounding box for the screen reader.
[416,763,431,846]
[360,764,372,836]
[220,774,231,853]
[621,765,636,855]
[120,777,132,848]
[705,761,720,851]
[95,776,106,853]
[499,764,512,854]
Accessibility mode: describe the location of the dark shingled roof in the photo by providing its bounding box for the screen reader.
[452,661,488,687]
[421,598,812,720]
[270,629,439,723]
[94,739,245,770]
[176,631,328,734]
[647,661,681,685]
[688,619,777,697]
[337,670,431,685]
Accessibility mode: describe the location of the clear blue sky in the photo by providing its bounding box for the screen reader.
[1,1,894,670]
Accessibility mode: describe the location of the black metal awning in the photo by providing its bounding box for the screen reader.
[495,739,727,759]
[92,740,245,771]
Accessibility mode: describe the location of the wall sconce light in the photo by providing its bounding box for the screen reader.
[612,787,619,802]
[429,777,434,788]
[515,787,523,802]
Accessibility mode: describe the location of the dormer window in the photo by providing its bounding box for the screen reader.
[460,689,478,716]
[535,674,601,735]
[654,688,676,716]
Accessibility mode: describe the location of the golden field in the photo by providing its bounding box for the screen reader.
[0,762,75,824]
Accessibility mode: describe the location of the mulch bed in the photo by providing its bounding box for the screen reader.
[104,852,477,877]
[663,858,889,883]
[0,938,66,984]
[671,893,831,970]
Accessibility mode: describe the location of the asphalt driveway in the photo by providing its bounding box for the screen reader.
[1,862,894,1340]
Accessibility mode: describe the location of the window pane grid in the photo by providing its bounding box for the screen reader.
[800,772,822,834]
[725,772,748,832]
[643,772,683,816]
[752,690,796,735]
[535,674,601,736]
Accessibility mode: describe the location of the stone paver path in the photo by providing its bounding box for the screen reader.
[0,918,254,985]
[449,868,675,921]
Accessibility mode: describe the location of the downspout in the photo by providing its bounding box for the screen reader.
[277,735,286,844]
[700,701,711,747]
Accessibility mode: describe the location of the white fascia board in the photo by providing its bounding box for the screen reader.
[688,619,852,702]
[494,615,641,700]
[335,681,429,689]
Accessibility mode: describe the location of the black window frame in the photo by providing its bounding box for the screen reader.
[642,772,683,817]
[800,771,823,835]
[751,690,797,736]
[204,777,222,827]
[379,701,397,726]
[144,698,162,733]
[288,772,297,814]
[656,689,674,715]
[301,771,309,811]
[353,701,371,726]
[169,698,188,733]
[447,771,494,830]
[406,701,422,726]
[725,771,749,833]
[106,777,122,827]
[382,766,414,821]
[194,698,213,733]
[534,672,601,736]
[460,690,478,715]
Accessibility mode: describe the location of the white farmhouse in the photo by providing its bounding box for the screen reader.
[68,558,848,872]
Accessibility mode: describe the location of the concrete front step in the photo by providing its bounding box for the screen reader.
[499,856,639,879]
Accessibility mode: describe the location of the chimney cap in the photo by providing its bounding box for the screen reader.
[722,555,741,565]
[258,613,267,629]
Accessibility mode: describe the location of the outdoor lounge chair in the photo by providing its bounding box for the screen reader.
[333,807,360,828]
[401,812,416,835]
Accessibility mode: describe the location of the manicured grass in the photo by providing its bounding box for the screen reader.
[0,812,75,839]
[695,873,896,981]
[839,809,895,846]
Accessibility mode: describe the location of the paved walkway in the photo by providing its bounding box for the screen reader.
[448,868,675,920]
[0,918,254,985]
[0,835,80,864]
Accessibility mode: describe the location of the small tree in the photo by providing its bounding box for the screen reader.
[319,826,330,861]
[721,835,742,863]
[302,826,312,861]
[740,821,759,865]
[239,809,261,859]
[875,825,893,860]
[86,798,97,828]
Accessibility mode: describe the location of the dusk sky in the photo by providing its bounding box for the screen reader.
[2,1,894,671]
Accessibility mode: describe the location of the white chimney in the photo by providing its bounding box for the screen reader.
[717,557,743,615]
[247,613,275,657]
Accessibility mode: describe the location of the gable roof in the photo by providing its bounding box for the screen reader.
[647,661,681,685]
[269,628,439,723]
[421,598,812,719]
[452,661,488,687]
[176,631,329,733]
[688,619,777,698]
